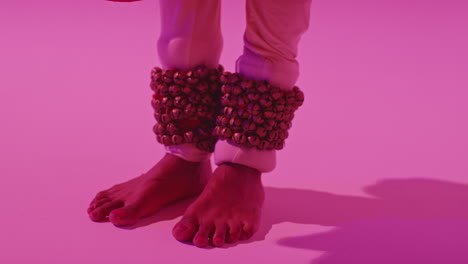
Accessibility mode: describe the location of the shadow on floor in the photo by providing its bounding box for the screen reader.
[271,178,468,263]
[111,177,468,258]
[115,197,197,230]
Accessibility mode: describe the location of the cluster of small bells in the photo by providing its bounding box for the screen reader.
[213,72,304,150]
[150,64,305,152]
[150,65,224,152]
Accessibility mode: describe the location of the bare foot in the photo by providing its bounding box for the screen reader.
[172,162,264,247]
[87,153,211,226]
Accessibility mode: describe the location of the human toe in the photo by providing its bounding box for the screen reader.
[193,223,214,248]
[173,216,199,242]
[226,222,242,244]
[240,222,256,240]
[87,197,111,213]
[212,223,228,247]
[89,200,124,221]
[108,206,139,226]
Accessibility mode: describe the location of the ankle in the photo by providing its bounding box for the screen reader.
[222,162,261,173]
[164,153,204,165]
[218,162,262,184]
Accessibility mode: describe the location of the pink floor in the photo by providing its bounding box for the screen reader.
[1,0,467,263]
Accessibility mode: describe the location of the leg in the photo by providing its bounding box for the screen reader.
[216,0,312,173]
[236,0,312,91]
[87,0,222,226]
[173,0,312,247]
[158,0,223,70]
[157,0,223,161]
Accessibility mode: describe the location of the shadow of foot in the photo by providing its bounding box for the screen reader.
[114,197,196,230]
[268,178,468,263]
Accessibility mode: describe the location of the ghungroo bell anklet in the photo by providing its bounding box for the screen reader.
[150,65,224,152]
[213,72,304,150]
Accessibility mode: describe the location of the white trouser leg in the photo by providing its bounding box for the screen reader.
[157,0,223,162]
[214,0,312,172]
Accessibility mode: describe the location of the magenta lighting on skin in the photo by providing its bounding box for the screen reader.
[2,0,466,262]
[87,0,311,248]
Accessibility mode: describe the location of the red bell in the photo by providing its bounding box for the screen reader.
[253,115,265,125]
[174,96,187,108]
[171,108,183,120]
[171,134,184,145]
[259,94,273,107]
[221,116,230,125]
[153,123,164,134]
[258,140,270,150]
[186,75,199,84]
[201,94,213,105]
[257,83,268,93]
[184,131,194,143]
[163,75,173,84]
[169,85,181,96]
[229,117,242,127]
[220,127,233,138]
[160,113,172,124]
[256,126,267,138]
[241,79,254,89]
[267,131,278,141]
[195,65,209,79]
[228,73,240,84]
[196,81,209,93]
[182,86,192,94]
[233,133,247,144]
[247,103,261,115]
[264,111,276,119]
[273,140,284,150]
[247,135,260,146]
[220,72,231,84]
[161,97,173,107]
[161,135,172,145]
[232,85,243,96]
[174,72,187,85]
[166,123,177,134]
[212,126,221,137]
[223,107,233,116]
[154,113,161,123]
[188,91,201,103]
[242,120,256,131]
[248,93,260,101]
[221,84,233,94]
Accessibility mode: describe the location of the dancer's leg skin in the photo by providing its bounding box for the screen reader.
[173,163,264,247]
[173,0,312,247]
[87,0,222,226]
[158,0,223,70]
[87,154,211,226]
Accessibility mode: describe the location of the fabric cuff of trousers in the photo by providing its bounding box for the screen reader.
[212,72,305,151]
[150,65,224,153]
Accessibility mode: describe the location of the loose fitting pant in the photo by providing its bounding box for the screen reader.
[158,0,312,172]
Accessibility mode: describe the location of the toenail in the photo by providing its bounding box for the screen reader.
[195,237,206,244]
[112,209,128,218]
[228,234,237,242]
[176,225,188,231]
[214,237,223,244]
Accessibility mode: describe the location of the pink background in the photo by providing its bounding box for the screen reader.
[1,0,467,263]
